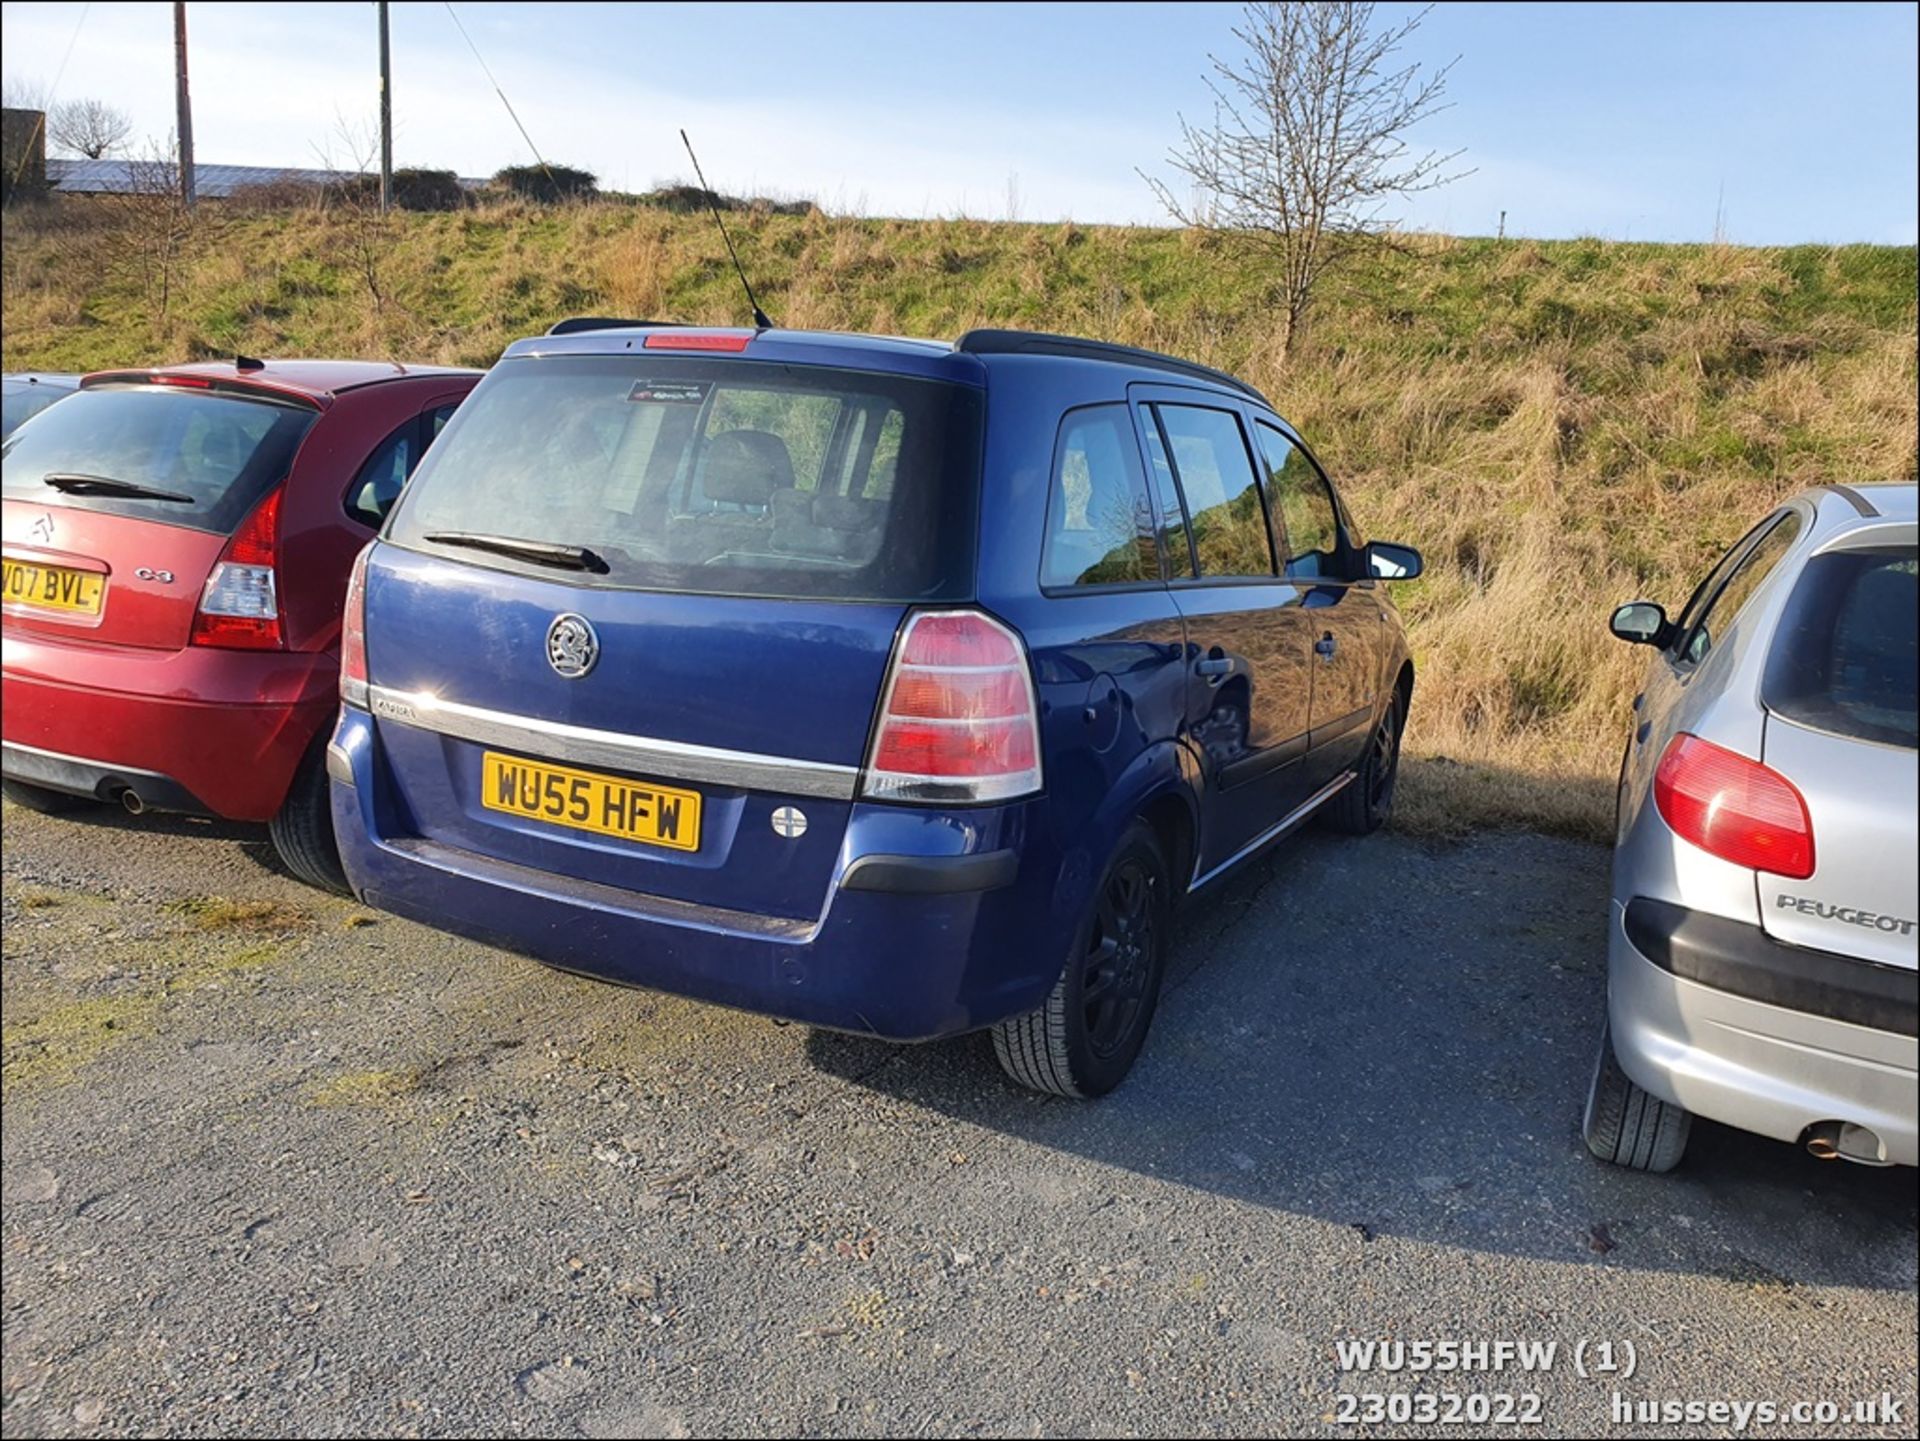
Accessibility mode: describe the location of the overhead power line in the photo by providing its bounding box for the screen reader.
[442,1,558,193]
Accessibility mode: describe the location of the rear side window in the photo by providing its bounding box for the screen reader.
[387,357,980,601]
[1,386,315,535]
[1041,405,1158,588]
[347,423,420,529]
[1254,422,1342,579]
[1764,548,1917,749]
[346,404,462,528]
[2,384,70,438]
[1680,513,1803,663]
[1153,404,1273,579]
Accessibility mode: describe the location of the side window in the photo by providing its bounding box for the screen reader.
[345,419,420,529]
[1153,404,1273,579]
[1040,405,1159,588]
[1140,415,1194,580]
[1254,422,1342,579]
[1681,513,1803,664]
[1674,514,1775,637]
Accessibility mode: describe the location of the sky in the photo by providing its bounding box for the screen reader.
[2,1,1915,244]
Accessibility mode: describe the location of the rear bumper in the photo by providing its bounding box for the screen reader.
[2,738,210,814]
[328,706,1075,1041]
[1609,898,1919,1166]
[1,630,337,821]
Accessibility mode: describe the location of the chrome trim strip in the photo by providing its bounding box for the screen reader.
[364,684,860,800]
[1188,772,1356,891]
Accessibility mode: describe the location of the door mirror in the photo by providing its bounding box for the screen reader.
[1610,600,1674,648]
[1365,541,1423,580]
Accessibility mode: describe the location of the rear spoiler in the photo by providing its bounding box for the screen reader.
[545,316,687,336]
[80,370,325,410]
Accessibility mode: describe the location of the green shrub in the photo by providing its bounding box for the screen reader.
[490,163,597,203]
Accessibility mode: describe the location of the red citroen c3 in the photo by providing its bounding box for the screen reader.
[2,358,480,890]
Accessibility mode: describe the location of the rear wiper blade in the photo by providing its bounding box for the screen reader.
[43,472,194,503]
[422,531,610,574]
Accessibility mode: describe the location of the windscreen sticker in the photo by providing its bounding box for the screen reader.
[627,379,709,405]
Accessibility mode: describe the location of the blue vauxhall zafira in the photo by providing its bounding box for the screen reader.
[329,322,1422,1096]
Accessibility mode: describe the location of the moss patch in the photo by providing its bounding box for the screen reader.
[303,1066,427,1108]
[163,897,314,933]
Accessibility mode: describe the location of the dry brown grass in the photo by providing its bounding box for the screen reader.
[3,199,1913,838]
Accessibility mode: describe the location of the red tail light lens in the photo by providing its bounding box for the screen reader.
[862,610,1043,803]
[1654,733,1814,879]
[339,543,372,705]
[641,331,753,352]
[191,487,283,650]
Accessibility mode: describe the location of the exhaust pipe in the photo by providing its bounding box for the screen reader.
[1804,1121,1891,1166]
[120,788,146,815]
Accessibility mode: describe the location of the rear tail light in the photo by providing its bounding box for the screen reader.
[339,543,372,706]
[1654,733,1814,879]
[191,486,283,650]
[862,610,1042,804]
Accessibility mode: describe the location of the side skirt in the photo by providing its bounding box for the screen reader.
[1187,771,1356,892]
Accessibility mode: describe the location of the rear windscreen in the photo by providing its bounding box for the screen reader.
[1,385,316,534]
[1763,547,1917,749]
[385,356,982,601]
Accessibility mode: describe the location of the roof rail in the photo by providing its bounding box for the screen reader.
[544,316,685,336]
[952,328,1269,405]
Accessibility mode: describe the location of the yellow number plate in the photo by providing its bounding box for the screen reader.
[2,558,104,616]
[480,751,701,852]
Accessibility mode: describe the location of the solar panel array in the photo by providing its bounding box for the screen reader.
[47,159,487,198]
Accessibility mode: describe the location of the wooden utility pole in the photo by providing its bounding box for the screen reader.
[377,0,392,212]
[173,1,195,209]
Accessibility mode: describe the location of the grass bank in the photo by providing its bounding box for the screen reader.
[4,199,1914,839]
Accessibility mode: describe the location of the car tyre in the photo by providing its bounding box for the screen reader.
[268,743,350,896]
[2,779,90,814]
[992,821,1170,1099]
[1582,1018,1691,1172]
[1322,691,1402,835]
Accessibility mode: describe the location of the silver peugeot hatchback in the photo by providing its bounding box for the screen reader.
[1585,482,1917,1172]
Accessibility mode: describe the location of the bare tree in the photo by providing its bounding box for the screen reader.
[108,138,196,319]
[311,114,393,313]
[50,98,133,159]
[1145,2,1466,360]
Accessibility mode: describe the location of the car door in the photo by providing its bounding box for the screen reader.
[1133,387,1316,874]
[1011,401,1190,851]
[1621,509,1806,825]
[1252,419,1386,793]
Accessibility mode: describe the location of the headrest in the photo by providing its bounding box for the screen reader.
[704,430,794,505]
[812,492,881,531]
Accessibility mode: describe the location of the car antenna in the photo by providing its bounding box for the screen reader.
[679,128,774,331]
[235,354,266,371]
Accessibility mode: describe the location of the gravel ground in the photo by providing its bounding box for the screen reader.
[2,799,1914,1439]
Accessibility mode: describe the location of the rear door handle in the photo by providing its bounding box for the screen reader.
[1315,633,1337,659]
[1195,657,1232,677]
